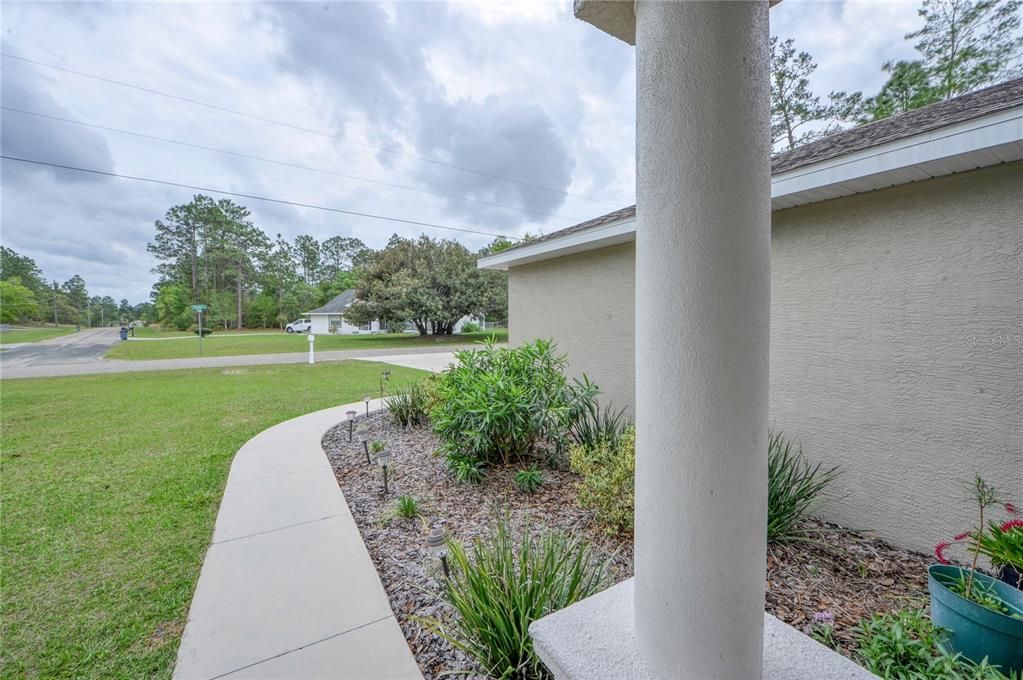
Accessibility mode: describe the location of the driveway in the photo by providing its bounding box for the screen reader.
[0,327,121,377]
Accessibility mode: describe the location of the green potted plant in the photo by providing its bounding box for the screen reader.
[929,477,1023,674]
[975,512,1023,590]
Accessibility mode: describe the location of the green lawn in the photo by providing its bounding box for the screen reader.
[129,326,285,339]
[106,329,508,361]
[0,361,426,679]
[0,326,77,345]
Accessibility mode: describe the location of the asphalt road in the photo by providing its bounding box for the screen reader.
[0,329,465,379]
[0,327,121,376]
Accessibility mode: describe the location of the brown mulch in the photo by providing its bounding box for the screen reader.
[766,520,931,654]
[324,413,931,677]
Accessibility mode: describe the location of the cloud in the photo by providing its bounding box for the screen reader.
[0,0,940,304]
[1,52,115,183]
[413,94,574,226]
[267,2,435,133]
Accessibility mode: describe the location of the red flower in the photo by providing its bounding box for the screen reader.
[934,541,951,564]
[1000,518,1023,532]
[1006,502,1019,515]
[954,531,971,541]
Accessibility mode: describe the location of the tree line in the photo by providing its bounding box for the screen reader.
[147,194,510,334]
[771,0,1022,150]
[0,247,147,326]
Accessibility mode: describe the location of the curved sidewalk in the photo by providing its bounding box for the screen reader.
[173,399,422,680]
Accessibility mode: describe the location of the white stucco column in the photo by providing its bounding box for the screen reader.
[633,2,771,678]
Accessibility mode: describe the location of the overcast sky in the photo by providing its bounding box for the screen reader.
[0,1,924,303]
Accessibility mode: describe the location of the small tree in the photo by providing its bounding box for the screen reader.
[858,60,943,122]
[770,36,860,150]
[908,0,1023,100]
[347,235,487,335]
[0,278,40,322]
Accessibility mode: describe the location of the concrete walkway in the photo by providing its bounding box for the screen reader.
[173,399,423,680]
[0,344,468,379]
[354,351,457,373]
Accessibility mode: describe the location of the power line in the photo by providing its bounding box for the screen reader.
[1,155,517,240]
[2,105,584,223]
[2,52,620,207]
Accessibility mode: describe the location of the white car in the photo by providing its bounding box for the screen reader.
[286,319,312,333]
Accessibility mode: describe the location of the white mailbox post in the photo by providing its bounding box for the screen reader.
[308,333,315,365]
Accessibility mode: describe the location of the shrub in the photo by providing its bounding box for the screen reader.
[394,495,421,520]
[515,468,543,494]
[767,432,840,543]
[460,321,482,334]
[385,380,434,429]
[569,426,635,535]
[569,399,628,450]
[447,453,485,485]
[431,339,597,466]
[854,609,1012,679]
[420,516,608,680]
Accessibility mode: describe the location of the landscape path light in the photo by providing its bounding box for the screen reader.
[376,450,392,494]
[346,410,357,442]
[361,437,371,464]
[363,395,371,418]
[379,369,391,400]
[426,526,450,579]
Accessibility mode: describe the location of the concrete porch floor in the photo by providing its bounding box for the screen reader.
[530,579,878,680]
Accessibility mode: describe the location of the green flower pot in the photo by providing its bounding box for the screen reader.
[928,564,1023,674]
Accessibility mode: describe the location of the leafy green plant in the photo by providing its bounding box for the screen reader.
[385,380,434,429]
[569,426,635,536]
[419,516,609,680]
[515,468,543,494]
[431,339,598,466]
[460,321,482,334]
[394,495,421,520]
[946,573,1012,616]
[977,518,1023,589]
[854,609,1014,679]
[447,453,485,485]
[569,398,628,450]
[370,440,385,455]
[767,432,840,543]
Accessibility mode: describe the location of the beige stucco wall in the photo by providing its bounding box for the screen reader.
[509,242,636,417]
[508,161,1023,554]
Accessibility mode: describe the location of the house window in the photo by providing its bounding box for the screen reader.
[359,322,372,331]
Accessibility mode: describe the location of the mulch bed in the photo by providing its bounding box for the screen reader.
[323,412,932,677]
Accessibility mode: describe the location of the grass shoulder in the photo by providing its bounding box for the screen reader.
[0,325,78,344]
[104,329,508,361]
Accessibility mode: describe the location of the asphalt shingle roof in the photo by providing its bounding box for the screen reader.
[499,78,1023,255]
[306,289,356,315]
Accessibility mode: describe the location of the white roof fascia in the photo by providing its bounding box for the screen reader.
[771,105,1023,203]
[477,216,636,271]
[480,106,1022,271]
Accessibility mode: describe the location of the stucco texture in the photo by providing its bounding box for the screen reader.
[509,242,636,417]
[507,161,1023,554]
